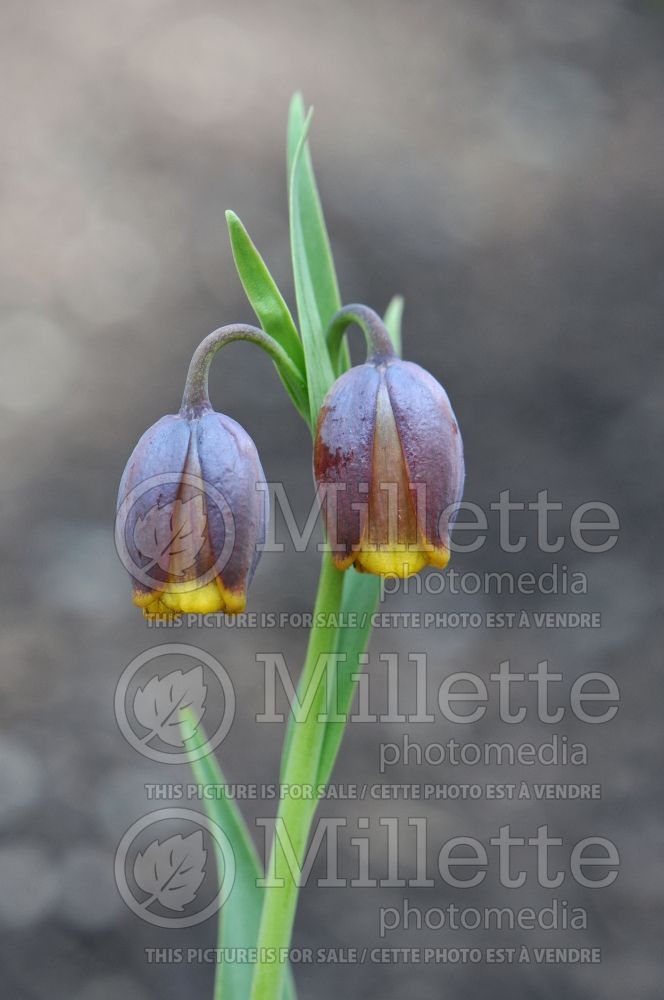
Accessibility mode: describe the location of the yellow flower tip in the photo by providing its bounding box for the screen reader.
[132,590,181,620]
[345,542,451,578]
[218,587,246,615]
[353,545,428,578]
[132,588,157,609]
[132,579,246,617]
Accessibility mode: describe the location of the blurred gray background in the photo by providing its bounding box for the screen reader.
[1,0,663,997]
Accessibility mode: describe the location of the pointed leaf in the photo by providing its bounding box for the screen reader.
[288,114,335,425]
[287,94,351,375]
[226,210,309,422]
[287,95,341,339]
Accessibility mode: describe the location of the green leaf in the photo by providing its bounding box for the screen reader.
[287,95,341,333]
[226,210,310,422]
[288,98,351,421]
[181,709,296,1000]
[384,294,404,358]
[288,111,335,425]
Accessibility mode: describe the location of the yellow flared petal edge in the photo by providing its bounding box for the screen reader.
[132,578,246,618]
[332,542,450,578]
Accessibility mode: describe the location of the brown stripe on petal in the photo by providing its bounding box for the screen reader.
[173,426,216,588]
[366,376,419,549]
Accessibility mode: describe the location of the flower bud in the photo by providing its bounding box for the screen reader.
[116,408,268,617]
[314,356,464,577]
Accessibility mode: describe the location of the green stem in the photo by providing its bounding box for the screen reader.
[181,324,307,417]
[326,304,396,374]
[249,550,344,1000]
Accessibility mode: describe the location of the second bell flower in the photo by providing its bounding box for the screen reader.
[314,353,464,577]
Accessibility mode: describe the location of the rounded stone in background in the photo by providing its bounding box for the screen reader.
[57,218,160,327]
[0,313,77,417]
[29,520,127,620]
[73,974,149,1000]
[497,58,609,170]
[95,764,164,842]
[0,844,60,928]
[60,845,123,930]
[0,736,42,830]
[524,0,619,43]
[128,14,262,128]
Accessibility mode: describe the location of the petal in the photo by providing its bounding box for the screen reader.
[384,360,464,554]
[117,414,192,595]
[314,364,381,568]
[117,414,191,507]
[195,410,268,594]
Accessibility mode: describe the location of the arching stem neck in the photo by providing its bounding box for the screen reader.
[180,324,304,418]
[326,304,396,372]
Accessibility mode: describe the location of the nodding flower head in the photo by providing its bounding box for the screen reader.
[314,332,464,578]
[117,409,267,618]
[116,328,272,618]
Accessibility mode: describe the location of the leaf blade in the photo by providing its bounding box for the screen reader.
[287,95,341,331]
[288,112,336,425]
[226,210,309,422]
